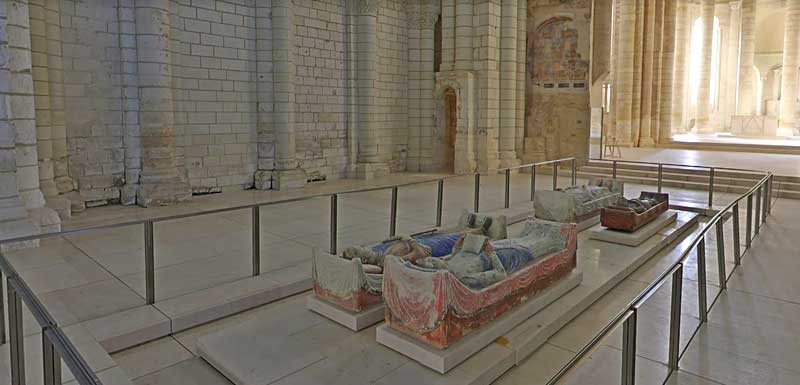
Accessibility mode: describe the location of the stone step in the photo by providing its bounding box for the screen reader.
[585,160,800,184]
[576,166,762,188]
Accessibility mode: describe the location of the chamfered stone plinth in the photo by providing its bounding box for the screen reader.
[350,162,390,180]
[137,172,192,208]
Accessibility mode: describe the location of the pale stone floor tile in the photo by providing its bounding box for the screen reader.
[19,253,113,294]
[38,278,146,325]
[492,343,576,385]
[664,370,725,385]
[112,337,194,380]
[132,358,233,385]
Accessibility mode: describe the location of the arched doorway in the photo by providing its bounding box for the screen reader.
[443,88,457,172]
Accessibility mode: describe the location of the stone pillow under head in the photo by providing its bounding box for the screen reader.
[457,210,476,228]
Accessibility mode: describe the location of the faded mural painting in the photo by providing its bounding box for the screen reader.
[524,1,592,165]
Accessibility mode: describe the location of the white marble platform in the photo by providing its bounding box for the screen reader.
[195,210,698,385]
[376,271,583,374]
[576,215,601,231]
[588,210,678,247]
[307,296,386,332]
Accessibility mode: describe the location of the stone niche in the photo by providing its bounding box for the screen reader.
[524,3,592,164]
[434,71,478,174]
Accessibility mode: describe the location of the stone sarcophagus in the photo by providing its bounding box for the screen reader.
[312,211,508,313]
[601,192,669,232]
[382,220,577,349]
[534,178,624,223]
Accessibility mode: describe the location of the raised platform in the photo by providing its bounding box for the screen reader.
[196,210,699,385]
[576,215,601,232]
[589,210,678,247]
[307,296,385,332]
[376,271,583,374]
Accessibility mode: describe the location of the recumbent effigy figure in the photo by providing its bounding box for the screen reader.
[312,210,508,312]
[600,192,669,232]
[534,177,624,223]
[414,220,568,289]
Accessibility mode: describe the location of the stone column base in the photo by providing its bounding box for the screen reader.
[45,197,72,220]
[498,156,521,170]
[349,163,390,180]
[137,178,192,208]
[639,137,656,147]
[254,168,308,190]
[29,207,61,234]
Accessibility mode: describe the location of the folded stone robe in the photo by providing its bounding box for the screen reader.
[383,219,577,348]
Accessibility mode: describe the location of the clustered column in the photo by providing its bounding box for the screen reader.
[134,0,191,206]
[612,0,677,146]
[780,0,800,129]
[737,0,756,115]
[499,0,520,168]
[695,0,715,132]
[671,0,690,133]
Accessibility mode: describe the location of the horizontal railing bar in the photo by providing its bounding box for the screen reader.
[0,158,580,246]
[44,328,103,385]
[590,157,768,175]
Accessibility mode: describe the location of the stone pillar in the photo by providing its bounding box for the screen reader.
[134,0,191,206]
[780,0,800,129]
[474,1,500,170]
[659,0,677,143]
[256,0,306,188]
[724,1,741,128]
[696,0,715,132]
[119,0,141,205]
[672,0,690,132]
[515,0,526,157]
[28,0,56,198]
[453,1,472,72]
[441,0,455,71]
[737,0,756,115]
[498,0,520,168]
[638,0,658,146]
[715,4,730,131]
[0,1,41,247]
[630,0,644,144]
[614,0,636,145]
[351,0,387,179]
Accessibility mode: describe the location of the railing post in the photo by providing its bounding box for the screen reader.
[697,238,708,323]
[732,203,741,265]
[0,272,5,345]
[761,182,769,224]
[504,168,511,209]
[42,331,61,385]
[708,167,715,207]
[571,158,577,186]
[251,206,260,276]
[716,221,727,290]
[552,162,558,190]
[390,186,398,237]
[612,160,618,179]
[657,164,663,193]
[767,175,774,214]
[530,165,536,201]
[755,187,761,236]
[144,221,155,304]
[746,194,753,249]
[668,264,684,371]
[330,194,338,254]
[8,282,25,385]
[436,179,444,227]
[474,173,481,213]
[621,310,637,385]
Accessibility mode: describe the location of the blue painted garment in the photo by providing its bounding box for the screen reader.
[370,232,463,257]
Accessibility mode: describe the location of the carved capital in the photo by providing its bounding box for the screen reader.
[355,0,380,15]
[407,2,440,28]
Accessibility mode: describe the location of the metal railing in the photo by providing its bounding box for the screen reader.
[593,158,769,209]
[548,171,775,385]
[0,157,578,385]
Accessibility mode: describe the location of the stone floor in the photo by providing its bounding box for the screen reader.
[595,146,800,176]
[0,160,779,384]
[100,195,763,385]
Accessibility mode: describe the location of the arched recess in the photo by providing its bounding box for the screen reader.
[434,72,477,173]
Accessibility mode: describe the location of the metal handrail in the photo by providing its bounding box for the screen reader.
[548,171,774,385]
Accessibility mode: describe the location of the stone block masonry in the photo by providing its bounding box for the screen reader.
[1,0,555,212]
